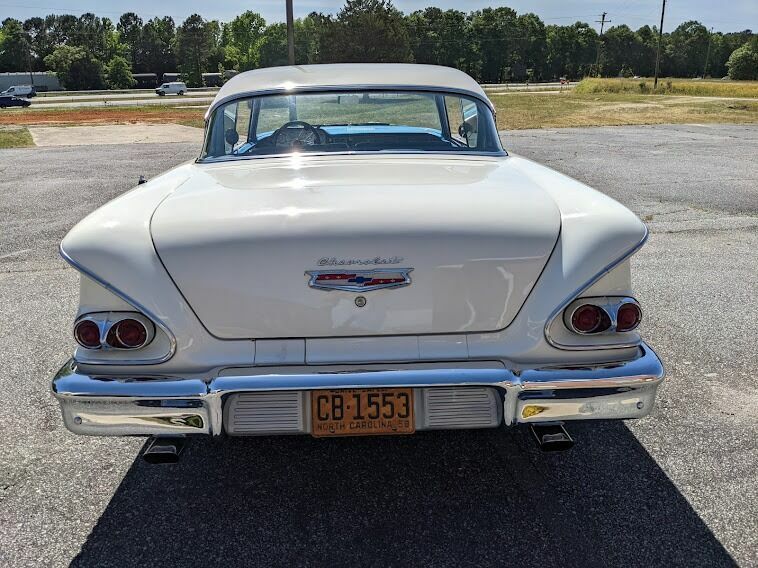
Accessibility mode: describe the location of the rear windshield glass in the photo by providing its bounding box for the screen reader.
[202,90,502,159]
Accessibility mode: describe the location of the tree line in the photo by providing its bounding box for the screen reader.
[0,0,756,90]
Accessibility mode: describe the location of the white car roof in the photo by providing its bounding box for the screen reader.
[207,64,492,116]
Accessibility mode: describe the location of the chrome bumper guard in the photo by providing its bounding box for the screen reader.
[51,343,664,437]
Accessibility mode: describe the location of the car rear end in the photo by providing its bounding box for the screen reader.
[50,65,664,455]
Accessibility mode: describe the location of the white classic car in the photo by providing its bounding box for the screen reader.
[52,64,664,462]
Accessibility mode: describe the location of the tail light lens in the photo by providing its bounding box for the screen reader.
[74,320,101,349]
[616,302,642,332]
[112,318,149,348]
[570,304,610,334]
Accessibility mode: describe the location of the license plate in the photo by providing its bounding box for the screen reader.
[311,388,415,437]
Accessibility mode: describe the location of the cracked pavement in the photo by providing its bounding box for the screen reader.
[0,124,756,567]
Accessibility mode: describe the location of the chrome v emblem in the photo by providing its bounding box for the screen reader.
[305,268,413,292]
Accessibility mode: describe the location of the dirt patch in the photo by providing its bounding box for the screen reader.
[0,106,206,127]
[28,123,203,147]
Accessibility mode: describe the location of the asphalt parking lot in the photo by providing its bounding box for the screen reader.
[1,124,756,567]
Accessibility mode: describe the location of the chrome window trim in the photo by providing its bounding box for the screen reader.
[198,85,504,163]
[204,85,497,119]
[59,245,177,365]
[544,227,649,351]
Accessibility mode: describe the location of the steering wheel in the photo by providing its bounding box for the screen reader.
[273,121,323,147]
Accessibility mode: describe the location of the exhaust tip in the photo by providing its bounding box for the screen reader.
[530,423,574,452]
[143,436,185,464]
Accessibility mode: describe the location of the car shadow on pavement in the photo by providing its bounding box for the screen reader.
[71,423,735,568]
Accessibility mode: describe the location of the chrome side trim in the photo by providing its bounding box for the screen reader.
[544,227,649,351]
[51,343,664,436]
[59,245,177,365]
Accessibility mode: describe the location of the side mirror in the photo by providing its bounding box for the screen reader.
[225,129,240,146]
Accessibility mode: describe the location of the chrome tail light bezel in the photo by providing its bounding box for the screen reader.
[564,297,642,336]
[73,312,155,351]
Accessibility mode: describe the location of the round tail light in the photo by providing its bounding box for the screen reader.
[113,318,149,348]
[570,304,610,334]
[74,320,101,349]
[616,302,642,332]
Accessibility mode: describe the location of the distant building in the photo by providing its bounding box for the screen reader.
[0,72,61,92]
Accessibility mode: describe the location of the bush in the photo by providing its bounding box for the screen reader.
[105,56,136,89]
[726,44,758,80]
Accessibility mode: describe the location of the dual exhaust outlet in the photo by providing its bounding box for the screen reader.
[142,424,573,464]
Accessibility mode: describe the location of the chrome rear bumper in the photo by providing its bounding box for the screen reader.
[51,343,664,437]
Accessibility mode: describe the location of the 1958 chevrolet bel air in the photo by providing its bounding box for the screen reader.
[52,64,664,461]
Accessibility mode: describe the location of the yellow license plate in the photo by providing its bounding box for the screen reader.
[311,388,415,437]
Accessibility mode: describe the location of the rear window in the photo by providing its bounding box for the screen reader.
[202,89,502,159]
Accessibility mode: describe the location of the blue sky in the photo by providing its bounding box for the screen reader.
[1,1,755,32]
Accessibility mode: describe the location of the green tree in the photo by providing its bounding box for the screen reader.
[469,7,518,82]
[175,14,213,86]
[514,13,546,79]
[726,43,758,79]
[117,12,143,70]
[668,21,710,77]
[44,45,105,89]
[407,8,469,70]
[320,0,412,63]
[601,25,644,77]
[259,22,289,68]
[105,55,135,88]
[225,11,266,70]
[295,13,328,65]
[0,18,29,72]
[142,17,177,77]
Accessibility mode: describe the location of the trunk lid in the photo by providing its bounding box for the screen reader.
[151,155,560,339]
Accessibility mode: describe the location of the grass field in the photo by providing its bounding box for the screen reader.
[575,77,758,98]
[493,91,758,130]
[0,127,34,148]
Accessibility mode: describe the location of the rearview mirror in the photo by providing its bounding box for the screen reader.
[225,128,240,146]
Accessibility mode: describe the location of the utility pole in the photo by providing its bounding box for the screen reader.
[286,0,295,65]
[653,0,666,89]
[24,37,34,86]
[594,12,610,77]
[703,27,714,78]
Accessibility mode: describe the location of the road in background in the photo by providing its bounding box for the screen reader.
[0,124,755,567]
[16,83,573,110]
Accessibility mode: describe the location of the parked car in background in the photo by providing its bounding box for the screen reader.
[52,64,664,463]
[0,95,31,108]
[155,81,187,96]
[1,85,36,98]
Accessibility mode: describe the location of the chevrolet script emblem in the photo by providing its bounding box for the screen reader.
[306,269,413,292]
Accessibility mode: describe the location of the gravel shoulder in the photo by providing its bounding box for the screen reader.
[0,124,756,567]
